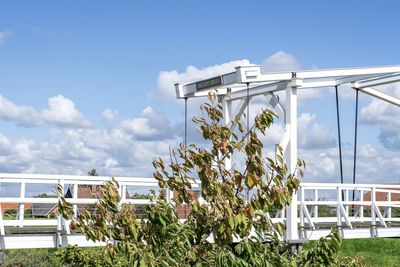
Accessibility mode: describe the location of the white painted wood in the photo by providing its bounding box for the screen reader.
[265,92,286,120]
[354,74,400,88]
[285,85,299,241]
[0,205,4,235]
[18,183,25,228]
[224,99,233,171]
[357,87,400,107]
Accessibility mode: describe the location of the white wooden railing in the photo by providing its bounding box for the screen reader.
[298,183,400,240]
[2,174,400,248]
[0,173,202,249]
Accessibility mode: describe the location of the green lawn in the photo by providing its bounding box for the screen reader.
[2,238,400,266]
[339,238,400,267]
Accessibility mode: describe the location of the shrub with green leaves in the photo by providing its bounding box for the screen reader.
[58,93,363,266]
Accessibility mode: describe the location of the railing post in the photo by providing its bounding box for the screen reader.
[121,184,127,203]
[73,183,78,218]
[387,191,392,221]
[18,182,25,228]
[336,186,342,229]
[359,189,364,220]
[57,178,68,247]
[166,187,172,204]
[299,186,305,239]
[344,188,349,216]
[371,186,376,237]
[313,189,318,218]
[0,205,4,235]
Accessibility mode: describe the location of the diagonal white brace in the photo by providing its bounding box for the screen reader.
[373,203,388,228]
[301,203,315,230]
[277,124,290,154]
[264,92,286,121]
[339,203,353,229]
[355,86,400,107]
[226,97,250,131]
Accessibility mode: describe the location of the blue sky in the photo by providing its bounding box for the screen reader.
[1,1,400,186]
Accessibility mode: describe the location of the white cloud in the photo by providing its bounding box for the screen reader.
[102,108,117,122]
[123,118,159,138]
[0,123,178,177]
[0,95,42,127]
[360,84,400,149]
[0,135,37,173]
[0,95,90,128]
[121,106,175,140]
[42,95,90,128]
[0,100,183,176]
[261,51,300,73]
[298,113,336,149]
[0,31,10,45]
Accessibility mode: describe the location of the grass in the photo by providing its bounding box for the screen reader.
[339,238,400,267]
[2,237,400,266]
[3,248,62,267]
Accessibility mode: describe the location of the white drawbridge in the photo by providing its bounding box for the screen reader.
[176,64,400,241]
[2,65,400,249]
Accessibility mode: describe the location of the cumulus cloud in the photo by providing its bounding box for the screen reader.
[360,84,400,149]
[0,134,37,173]
[0,105,179,176]
[0,95,42,127]
[261,51,300,73]
[121,106,176,140]
[102,108,117,122]
[42,95,90,127]
[0,95,90,128]
[298,113,336,149]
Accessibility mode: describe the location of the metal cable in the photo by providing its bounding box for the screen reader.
[246,83,250,142]
[335,86,344,186]
[184,97,188,149]
[246,83,250,201]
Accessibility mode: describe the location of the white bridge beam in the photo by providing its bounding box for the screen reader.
[356,87,400,107]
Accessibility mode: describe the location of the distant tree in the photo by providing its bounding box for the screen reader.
[58,93,363,266]
[34,193,57,198]
[87,169,99,176]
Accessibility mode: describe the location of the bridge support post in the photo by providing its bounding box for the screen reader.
[223,99,232,170]
[285,83,299,242]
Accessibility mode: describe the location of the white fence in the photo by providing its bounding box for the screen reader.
[1,173,400,249]
[299,183,400,240]
[0,173,201,249]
